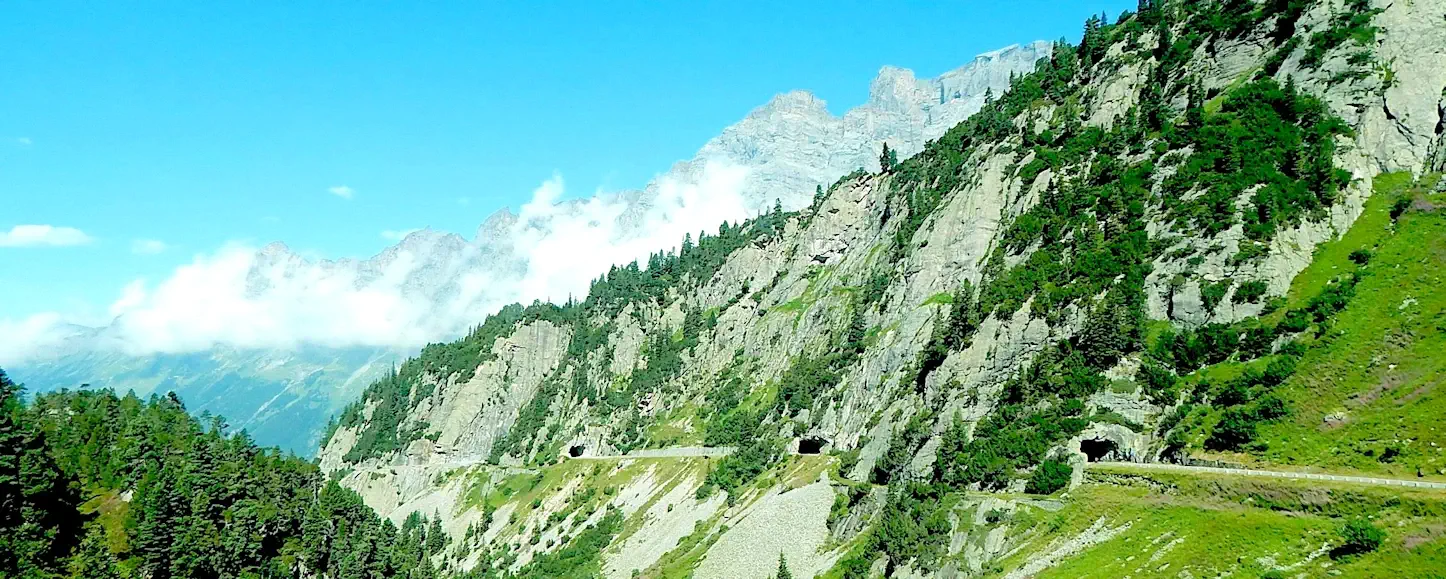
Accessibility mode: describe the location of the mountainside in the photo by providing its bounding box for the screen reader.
[6,43,1050,456]
[315,0,1446,577]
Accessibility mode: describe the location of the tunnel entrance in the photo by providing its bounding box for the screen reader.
[1080,438,1118,462]
[568,445,586,458]
[797,437,827,455]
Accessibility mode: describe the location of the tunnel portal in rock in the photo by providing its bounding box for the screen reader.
[1080,438,1118,462]
[568,444,586,458]
[797,436,828,455]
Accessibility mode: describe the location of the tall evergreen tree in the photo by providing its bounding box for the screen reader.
[0,370,85,579]
[776,552,793,579]
[427,514,447,556]
[879,142,898,173]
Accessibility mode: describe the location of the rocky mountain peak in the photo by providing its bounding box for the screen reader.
[754,90,829,116]
[867,65,925,112]
[475,208,519,244]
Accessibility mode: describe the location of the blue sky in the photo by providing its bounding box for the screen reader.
[0,0,1132,323]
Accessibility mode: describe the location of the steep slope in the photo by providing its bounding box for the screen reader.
[316,0,1446,577]
[1178,172,1446,478]
[6,43,1049,457]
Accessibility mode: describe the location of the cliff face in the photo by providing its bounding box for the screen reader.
[320,1,1446,576]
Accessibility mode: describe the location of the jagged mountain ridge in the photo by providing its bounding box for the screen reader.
[317,1,1446,577]
[8,43,1051,455]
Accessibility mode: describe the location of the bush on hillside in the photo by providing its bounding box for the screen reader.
[1025,459,1074,494]
[1331,518,1385,559]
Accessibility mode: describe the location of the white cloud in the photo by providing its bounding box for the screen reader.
[0,224,93,247]
[380,228,420,241]
[328,185,354,200]
[101,243,434,354]
[16,137,31,146]
[0,313,71,365]
[131,239,168,254]
[508,162,751,304]
[0,161,753,360]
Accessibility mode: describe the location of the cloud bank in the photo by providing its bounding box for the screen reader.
[0,161,752,363]
[508,161,751,305]
[0,224,93,247]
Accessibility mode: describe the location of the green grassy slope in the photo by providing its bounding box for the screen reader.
[992,467,1446,578]
[1172,173,1446,480]
[1252,173,1446,478]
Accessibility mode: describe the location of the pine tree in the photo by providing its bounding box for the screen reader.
[879,142,898,173]
[1080,14,1104,68]
[775,552,793,579]
[426,513,447,555]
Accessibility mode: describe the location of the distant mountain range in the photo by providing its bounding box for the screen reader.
[8,41,1052,455]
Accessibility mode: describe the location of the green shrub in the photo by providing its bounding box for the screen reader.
[1302,0,1383,68]
[1238,323,1277,360]
[1156,323,1240,374]
[1233,280,1269,303]
[1025,459,1074,495]
[873,485,951,568]
[1307,274,1359,323]
[914,281,982,390]
[1200,279,1233,312]
[1205,407,1257,451]
[1278,309,1310,332]
[704,437,780,496]
[1331,518,1385,559]
[1391,196,1412,220]
[1137,362,1179,406]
